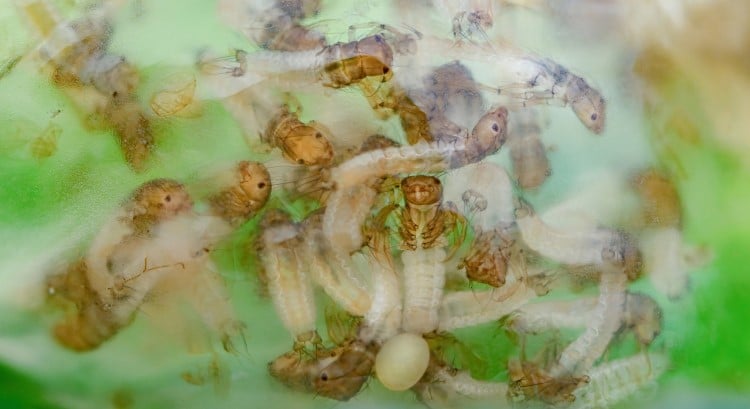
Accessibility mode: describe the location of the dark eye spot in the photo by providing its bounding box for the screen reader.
[257,182,266,189]
[297,159,305,164]
[591,113,598,121]
[320,373,329,381]
[383,66,390,74]
[491,123,499,132]
[165,195,171,202]
[315,132,322,139]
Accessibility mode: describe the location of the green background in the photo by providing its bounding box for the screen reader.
[0,1,748,408]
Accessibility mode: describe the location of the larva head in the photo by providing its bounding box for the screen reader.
[236,161,272,211]
[356,34,394,67]
[469,106,509,159]
[624,293,663,346]
[209,161,271,225]
[602,231,643,280]
[282,125,335,166]
[569,77,606,134]
[402,176,442,207]
[374,333,430,391]
[130,179,192,219]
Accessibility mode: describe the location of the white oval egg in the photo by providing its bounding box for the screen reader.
[374,333,430,391]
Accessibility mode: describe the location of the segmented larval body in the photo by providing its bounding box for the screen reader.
[302,212,371,316]
[438,281,537,331]
[327,105,507,192]
[509,297,599,334]
[415,36,606,134]
[260,217,317,338]
[322,184,378,255]
[551,270,627,377]
[418,367,508,403]
[570,354,668,409]
[360,251,402,343]
[401,247,446,334]
[515,199,618,266]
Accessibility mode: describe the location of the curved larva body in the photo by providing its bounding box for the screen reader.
[515,200,616,266]
[509,297,599,334]
[302,214,372,316]
[439,368,508,398]
[570,354,668,409]
[416,36,606,133]
[260,222,317,338]
[401,247,446,334]
[361,252,402,343]
[323,184,378,255]
[438,281,537,331]
[551,270,627,377]
[329,142,453,191]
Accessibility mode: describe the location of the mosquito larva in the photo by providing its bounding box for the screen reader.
[396,176,453,334]
[569,354,668,409]
[515,198,626,268]
[301,212,372,316]
[550,269,627,377]
[509,291,662,347]
[438,281,537,331]
[258,210,318,343]
[416,36,606,133]
[328,106,508,191]
[359,247,402,344]
[415,355,507,404]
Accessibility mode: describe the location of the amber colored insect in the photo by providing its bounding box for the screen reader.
[102,96,155,172]
[314,340,377,401]
[507,358,589,405]
[360,79,432,145]
[263,106,335,166]
[399,175,448,250]
[631,168,682,228]
[458,228,514,287]
[323,55,393,89]
[208,161,272,226]
[28,122,62,159]
[149,75,198,118]
[125,178,193,236]
[268,340,377,401]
